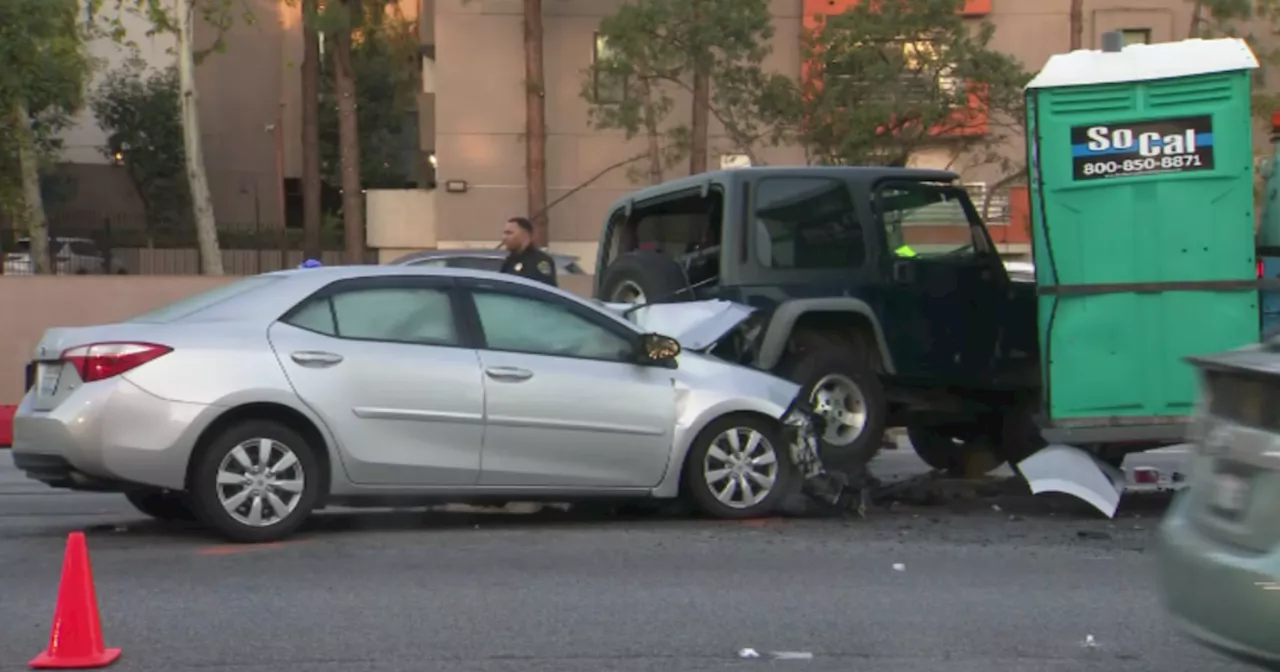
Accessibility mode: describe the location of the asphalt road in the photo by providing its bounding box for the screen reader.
[0,446,1251,672]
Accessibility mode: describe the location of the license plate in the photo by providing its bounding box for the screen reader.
[37,364,61,397]
[1211,473,1251,515]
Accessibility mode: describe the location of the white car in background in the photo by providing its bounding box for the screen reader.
[11,265,826,543]
[2,236,128,275]
[1004,259,1035,282]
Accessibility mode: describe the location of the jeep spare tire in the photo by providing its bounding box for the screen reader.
[599,250,690,304]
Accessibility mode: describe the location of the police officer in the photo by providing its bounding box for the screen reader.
[499,216,558,287]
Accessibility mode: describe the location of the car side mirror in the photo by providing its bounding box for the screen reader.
[638,333,681,367]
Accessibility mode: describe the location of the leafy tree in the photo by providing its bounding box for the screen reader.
[583,0,788,182]
[318,6,420,190]
[0,0,93,273]
[792,0,1030,168]
[90,60,190,245]
[107,0,264,274]
[1189,0,1280,118]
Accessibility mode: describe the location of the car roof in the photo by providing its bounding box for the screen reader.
[256,263,638,330]
[264,263,587,297]
[388,248,580,265]
[608,166,961,212]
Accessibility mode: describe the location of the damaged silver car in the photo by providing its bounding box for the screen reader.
[11,265,836,544]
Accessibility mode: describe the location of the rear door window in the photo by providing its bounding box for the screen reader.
[753,177,865,269]
[283,284,460,346]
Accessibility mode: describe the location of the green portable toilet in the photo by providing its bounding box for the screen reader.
[1024,36,1260,445]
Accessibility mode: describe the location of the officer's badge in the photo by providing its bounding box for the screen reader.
[537,260,551,275]
[514,262,523,272]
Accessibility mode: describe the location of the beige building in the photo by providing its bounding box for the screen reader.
[49,0,1257,271]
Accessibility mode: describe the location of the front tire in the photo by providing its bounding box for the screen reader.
[189,420,320,543]
[684,414,794,519]
[125,490,195,522]
[785,344,888,471]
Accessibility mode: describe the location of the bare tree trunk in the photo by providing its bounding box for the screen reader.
[177,0,223,275]
[333,4,364,265]
[1069,0,1084,50]
[1190,0,1205,37]
[690,67,710,174]
[640,77,664,184]
[12,99,51,274]
[523,0,548,246]
[301,0,323,260]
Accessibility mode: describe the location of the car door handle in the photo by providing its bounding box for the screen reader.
[291,351,344,367]
[484,366,533,382]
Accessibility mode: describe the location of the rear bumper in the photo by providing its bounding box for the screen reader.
[10,452,134,491]
[1157,493,1280,667]
[12,378,214,491]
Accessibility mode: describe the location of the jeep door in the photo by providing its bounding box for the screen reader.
[873,180,1006,384]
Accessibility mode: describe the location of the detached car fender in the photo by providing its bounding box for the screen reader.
[755,298,895,373]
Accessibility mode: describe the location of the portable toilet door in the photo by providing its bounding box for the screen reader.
[1024,36,1260,441]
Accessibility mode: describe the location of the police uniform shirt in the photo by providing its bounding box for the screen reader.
[499,245,558,287]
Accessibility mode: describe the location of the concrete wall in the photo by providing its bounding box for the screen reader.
[0,273,597,405]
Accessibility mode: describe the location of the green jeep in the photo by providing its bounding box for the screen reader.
[592,166,1042,475]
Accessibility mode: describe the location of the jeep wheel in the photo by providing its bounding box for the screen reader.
[906,426,1003,477]
[599,250,690,304]
[786,345,887,470]
[906,426,964,473]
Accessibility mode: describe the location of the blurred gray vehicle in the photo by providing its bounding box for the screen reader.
[1157,342,1280,669]
[1003,259,1034,283]
[388,248,587,275]
[2,236,128,275]
[11,265,823,543]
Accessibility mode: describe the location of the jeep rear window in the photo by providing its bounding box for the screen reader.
[753,177,865,269]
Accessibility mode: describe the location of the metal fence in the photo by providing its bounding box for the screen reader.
[0,213,375,276]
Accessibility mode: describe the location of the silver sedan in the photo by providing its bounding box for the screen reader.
[11,266,823,543]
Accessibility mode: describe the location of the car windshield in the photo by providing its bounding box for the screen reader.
[125,276,281,323]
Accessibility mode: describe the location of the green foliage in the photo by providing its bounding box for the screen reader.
[110,0,258,64]
[582,0,784,180]
[0,0,94,218]
[318,3,421,189]
[1190,0,1280,119]
[90,60,190,235]
[794,0,1030,166]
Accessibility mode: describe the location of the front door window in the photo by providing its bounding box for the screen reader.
[876,182,990,259]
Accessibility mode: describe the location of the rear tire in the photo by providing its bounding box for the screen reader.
[125,490,195,522]
[683,414,794,519]
[907,424,1015,478]
[189,420,320,543]
[906,426,965,473]
[598,250,690,304]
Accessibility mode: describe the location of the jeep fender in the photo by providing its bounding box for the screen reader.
[755,298,896,374]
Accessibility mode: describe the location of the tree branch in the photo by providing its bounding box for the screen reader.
[531,152,649,221]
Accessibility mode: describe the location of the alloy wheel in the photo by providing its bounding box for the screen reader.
[215,438,306,527]
[702,426,780,509]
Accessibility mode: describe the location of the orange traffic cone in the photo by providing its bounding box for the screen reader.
[29,531,121,669]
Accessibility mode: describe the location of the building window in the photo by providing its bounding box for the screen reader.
[592,33,627,104]
[826,39,963,106]
[1120,28,1152,45]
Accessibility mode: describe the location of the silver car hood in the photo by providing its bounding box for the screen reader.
[599,300,757,351]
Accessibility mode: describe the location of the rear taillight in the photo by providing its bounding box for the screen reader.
[1259,259,1265,279]
[60,342,172,382]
